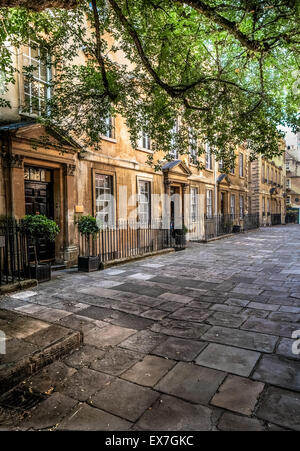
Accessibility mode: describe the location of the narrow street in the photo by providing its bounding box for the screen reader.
[1,225,300,431]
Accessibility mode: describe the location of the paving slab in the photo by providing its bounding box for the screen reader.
[84,325,136,348]
[58,403,132,431]
[119,330,167,354]
[252,354,300,391]
[256,386,300,431]
[152,336,207,362]
[90,378,159,422]
[90,347,144,376]
[122,355,175,387]
[241,317,297,338]
[136,394,215,431]
[202,325,278,353]
[63,345,106,369]
[218,412,265,431]
[207,311,248,328]
[168,307,212,322]
[18,393,77,431]
[211,375,264,415]
[59,367,114,402]
[195,343,261,377]
[276,338,300,360]
[156,361,226,404]
[151,319,209,339]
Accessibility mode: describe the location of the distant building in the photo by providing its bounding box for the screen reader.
[285,139,300,224]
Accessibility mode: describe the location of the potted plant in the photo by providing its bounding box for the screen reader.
[23,214,60,282]
[77,215,100,272]
[232,224,241,233]
[174,224,188,249]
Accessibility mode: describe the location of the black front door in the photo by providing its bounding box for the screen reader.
[24,166,55,261]
[220,192,225,216]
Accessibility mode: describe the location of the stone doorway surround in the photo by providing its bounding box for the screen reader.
[0,122,79,267]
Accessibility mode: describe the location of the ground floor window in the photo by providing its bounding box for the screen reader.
[95,173,114,225]
[206,189,213,218]
[230,194,235,217]
[191,187,198,222]
[138,180,151,226]
[239,195,244,218]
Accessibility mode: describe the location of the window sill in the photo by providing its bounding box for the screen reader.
[136,147,153,154]
[101,136,117,144]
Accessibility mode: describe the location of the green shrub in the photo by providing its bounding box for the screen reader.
[23,214,60,241]
[77,215,100,237]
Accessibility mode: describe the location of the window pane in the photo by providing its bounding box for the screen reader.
[138,181,151,225]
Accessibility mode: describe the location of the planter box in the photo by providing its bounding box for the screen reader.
[78,256,100,272]
[30,263,51,283]
[232,225,241,233]
[174,231,187,249]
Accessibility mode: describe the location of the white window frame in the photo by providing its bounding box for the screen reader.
[23,41,51,115]
[286,178,291,189]
[103,115,116,139]
[230,194,235,218]
[191,187,198,222]
[170,119,179,159]
[95,173,114,226]
[206,189,213,218]
[138,180,151,226]
[205,143,212,170]
[138,130,151,151]
[239,153,244,177]
[239,196,244,219]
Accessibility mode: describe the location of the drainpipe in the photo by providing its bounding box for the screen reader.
[214,157,218,216]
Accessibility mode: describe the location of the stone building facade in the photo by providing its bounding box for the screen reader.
[285,138,300,223]
[249,150,286,227]
[0,40,285,266]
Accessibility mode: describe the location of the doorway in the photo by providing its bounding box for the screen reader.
[24,166,55,261]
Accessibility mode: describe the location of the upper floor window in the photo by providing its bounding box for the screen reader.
[205,143,212,170]
[230,158,235,175]
[286,161,290,171]
[23,42,51,115]
[239,153,244,177]
[138,130,151,151]
[261,163,265,182]
[189,130,197,164]
[218,159,224,171]
[103,115,115,139]
[266,166,269,184]
[206,189,213,218]
[138,180,151,226]
[170,119,179,159]
[286,178,291,189]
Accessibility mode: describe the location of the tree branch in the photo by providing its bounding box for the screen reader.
[90,0,117,101]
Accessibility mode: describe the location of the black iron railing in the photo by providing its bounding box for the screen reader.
[0,218,30,286]
[271,214,282,226]
[204,213,259,241]
[78,219,186,263]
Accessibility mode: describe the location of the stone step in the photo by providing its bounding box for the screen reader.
[0,309,82,396]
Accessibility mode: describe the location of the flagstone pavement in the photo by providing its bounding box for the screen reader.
[0,225,300,431]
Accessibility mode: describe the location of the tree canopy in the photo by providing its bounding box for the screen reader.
[0,0,299,170]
